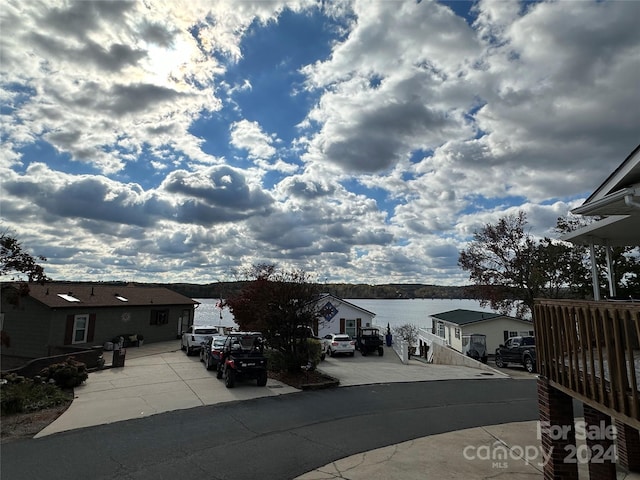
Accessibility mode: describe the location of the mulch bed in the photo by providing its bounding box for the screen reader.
[268,369,339,390]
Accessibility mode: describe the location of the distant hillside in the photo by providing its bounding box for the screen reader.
[160,282,474,300]
[18,280,474,300]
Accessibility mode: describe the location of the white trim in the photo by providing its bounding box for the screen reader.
[72,314,89,344]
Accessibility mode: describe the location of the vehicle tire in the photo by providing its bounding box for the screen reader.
[257,370,267,387]
[206,359,212,371]
[216,364,223,379]
[378,346,384,356]
[495,355,506,368]
[181,341,186,351]
[329,348,334,357]
[320,352,326,361]
[225,368,235,388]
[186,345,192,356]
[524,356,536,373]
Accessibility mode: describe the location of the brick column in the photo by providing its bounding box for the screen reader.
[582,404,616,480]
[538,377,579,480]
[616,420,640,472]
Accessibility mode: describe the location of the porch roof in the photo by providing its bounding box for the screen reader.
[560,214,640,247]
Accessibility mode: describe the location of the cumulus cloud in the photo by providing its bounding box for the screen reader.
[1,0,638,285]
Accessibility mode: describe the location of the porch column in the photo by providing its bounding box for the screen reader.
[538,377,579,480]
[582,404,616,480]
[615,420,640,472]
[589,242,601,300]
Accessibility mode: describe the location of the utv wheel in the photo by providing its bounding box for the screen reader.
[495,355,506,368]
[225,368,235,388]
[216,364,223,379]
[257,371,268,387]
[524,356,536,373]
[378,346,384,356]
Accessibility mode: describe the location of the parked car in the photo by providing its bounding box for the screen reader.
[216,332,268,388]
[495,336,536,373]
[324,333,355,357]
[181,325,219,356]
[200,335,227,370]
[355,327,384,356]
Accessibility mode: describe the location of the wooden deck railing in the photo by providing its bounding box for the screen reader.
[534,298,640,429]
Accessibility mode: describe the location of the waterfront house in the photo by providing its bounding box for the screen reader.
[534,144,640,479]
[312,294,376,338]
[430,309,534,354]
[1,282,198,363]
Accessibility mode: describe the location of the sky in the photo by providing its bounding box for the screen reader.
[1,0,639,287]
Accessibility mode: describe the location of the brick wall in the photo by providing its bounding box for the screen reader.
[538,377,579,480]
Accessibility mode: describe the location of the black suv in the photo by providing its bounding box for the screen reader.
[216,332,268,388]
[355,327,384,356]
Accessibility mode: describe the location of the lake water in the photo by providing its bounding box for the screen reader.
[193,297,495,331]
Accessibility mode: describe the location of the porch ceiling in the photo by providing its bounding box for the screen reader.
[561,215,640,247]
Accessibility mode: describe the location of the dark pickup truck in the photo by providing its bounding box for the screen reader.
[216,332,268,388]
[495,335,536,373]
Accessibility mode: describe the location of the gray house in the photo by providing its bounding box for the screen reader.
[1,282,198,362]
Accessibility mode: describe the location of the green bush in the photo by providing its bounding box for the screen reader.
[0,379,70,415]
[266,338,323,373]
[39,357,88,388]
[265,349,287,372]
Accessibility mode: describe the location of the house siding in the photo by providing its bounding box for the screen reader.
[316,297,375,338]
[433,314,534,355]
[1,293,52,358]
[460,318,534,353]
[1,284,196,361]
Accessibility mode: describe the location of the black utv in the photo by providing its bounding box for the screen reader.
[217,332,268,388]
[355,327,384,356]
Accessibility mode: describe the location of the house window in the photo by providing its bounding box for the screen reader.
[437,322,445,338]
[509,331,518,339]
[455,328,461,339]
[73,314,89,344]
[150,309,169,325]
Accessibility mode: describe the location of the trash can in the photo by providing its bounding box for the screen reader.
[112,347,126,367]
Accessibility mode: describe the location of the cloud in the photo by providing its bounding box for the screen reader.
[1,0,638,286]
[230,120,277,160]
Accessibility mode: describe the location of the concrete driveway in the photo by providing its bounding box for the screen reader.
[37,342,506,437]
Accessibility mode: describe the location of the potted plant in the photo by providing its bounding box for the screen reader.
[385,323,393,347]
[393,324,419,356]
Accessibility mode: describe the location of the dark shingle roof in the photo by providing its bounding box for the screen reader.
[12,283,198,309]
[430,309,531,326]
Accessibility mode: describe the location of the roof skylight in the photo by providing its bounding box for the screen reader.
[57,293,80,302]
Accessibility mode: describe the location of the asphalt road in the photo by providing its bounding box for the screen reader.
[1,379,539,480]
